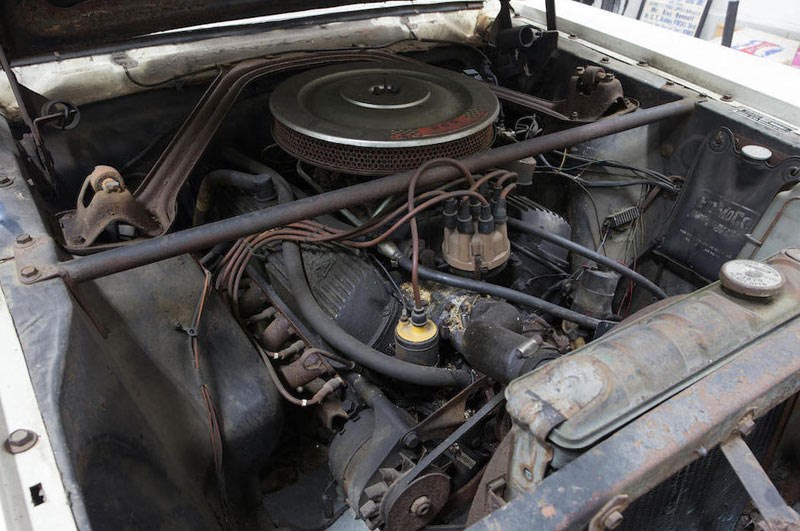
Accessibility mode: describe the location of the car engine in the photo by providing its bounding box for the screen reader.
[1,3,800,530]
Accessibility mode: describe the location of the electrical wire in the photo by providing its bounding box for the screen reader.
[189,269,231,524]
[124,65,222,88]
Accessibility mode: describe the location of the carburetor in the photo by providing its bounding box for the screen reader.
[441,196,511,277]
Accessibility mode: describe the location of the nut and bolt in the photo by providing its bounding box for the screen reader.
[575,66,585,75]
[0,174,12,187]
[410,495,431,517]
[600,56,610,63]
[15,234,33,246]
[570,111,579,120]
[603,510,624,529]
[20,265,39,279]
[721,94,733,102]
[100,177,122,193]
[737,415,756,436]
[5,429,38,454]
[402,431,420,449]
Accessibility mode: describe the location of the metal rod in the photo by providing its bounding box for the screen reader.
[721,1,739,48]
[720,435,800,528]
[693,0,714,38]
[57,98,696,284]
[0,46,35,134]
[545,0,557,32]
[0,45,56,188]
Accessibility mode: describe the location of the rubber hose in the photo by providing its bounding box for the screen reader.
[193,169,274,226]
[263,164,473,388]
[282,242,472,388]
[507,218,667,299]
[396,257,600,329]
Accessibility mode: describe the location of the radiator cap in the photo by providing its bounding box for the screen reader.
[720,259,784,298]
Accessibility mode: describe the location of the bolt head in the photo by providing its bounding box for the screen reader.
[5,429,38,454]
[410,496,431,517]
[738,416,756,436]
[15,234,33,246]
[402,431,420,449]
[20,265,39,278]
[603,510,624,529]
[341,399,357,415]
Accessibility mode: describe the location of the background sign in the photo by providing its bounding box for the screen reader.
[639,0,709,36]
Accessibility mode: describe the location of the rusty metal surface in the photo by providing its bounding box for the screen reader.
[466,432,512,526]
[411,376,494,442]
[0,0,397,60]
[59,166,160,247]
[587,495,629,531]
[279,349,332,389]
[41,97,695,284]
[504,251,800,454]
[59,49,412,251]
[557,66,637,122]
[383,472,451,531]
[380,391,506,528]
[721,435,800,531]
[60,52,640,252]
[12,234,61,285]
[260,313,294,351]
[489,66,639,124]
[468,309,800,530]
[273,119,493,176]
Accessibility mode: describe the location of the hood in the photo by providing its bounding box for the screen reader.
[0,0,448,63]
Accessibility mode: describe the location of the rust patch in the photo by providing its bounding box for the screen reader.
[541,504,557,518]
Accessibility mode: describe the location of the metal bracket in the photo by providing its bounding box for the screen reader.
[0,45,80,192]
[489,67,639,124]
[485,477,507,511]
[12,235,62,284]
[58,166,160,248]
[721,434,800,531]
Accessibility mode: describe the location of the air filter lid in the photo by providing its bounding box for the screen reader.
[271,62,499,147]
[269,62,498,175]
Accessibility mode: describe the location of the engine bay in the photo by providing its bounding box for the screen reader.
[2,5,800,530]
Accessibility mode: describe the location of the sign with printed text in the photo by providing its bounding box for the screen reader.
[640,0,708,37]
